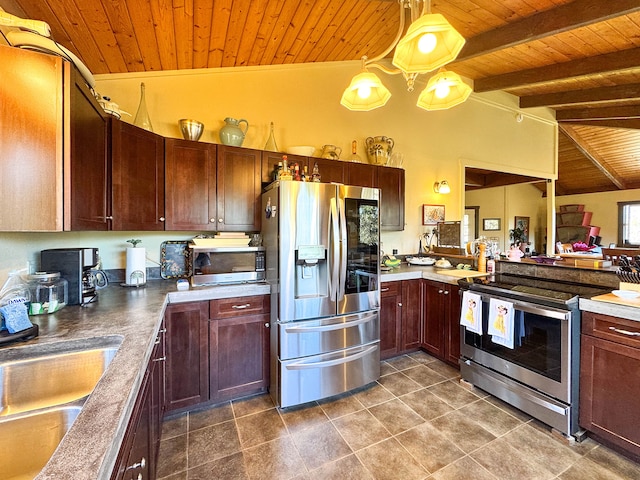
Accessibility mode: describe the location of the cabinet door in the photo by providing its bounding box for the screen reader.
[380,282,402,360]
[347,163,378,187]
[68,67,110,231]
[580,333,640,457]
[0,46,64,231]
[217,146,262,231]
[164,302,209,412]
[307,157,346,184]
[261,151,307,184]
[149,323,165,479]
[401,279,422,352]
[421,280,445,358]
[165,139,217,230]
[377,166,405,231]
[209,312,270,401]
[111,119,165,230]
[444,284,461,366]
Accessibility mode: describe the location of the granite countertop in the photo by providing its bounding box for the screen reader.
[381,264,479,284]
[580,297,640,322]
[1,280,269,480]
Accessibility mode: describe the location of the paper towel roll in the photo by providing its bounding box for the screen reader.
[125,247,146,285]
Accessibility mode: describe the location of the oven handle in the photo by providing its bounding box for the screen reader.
[284,313,378,333]
[285,344,377,370]
[475,293,569,320]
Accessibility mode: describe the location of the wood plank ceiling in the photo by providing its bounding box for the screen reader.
[1,0,640,196]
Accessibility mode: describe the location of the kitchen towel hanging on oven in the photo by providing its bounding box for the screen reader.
[488,298,515,349]
[460,291,483,334]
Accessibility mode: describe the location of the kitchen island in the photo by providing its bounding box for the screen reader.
[1,280,268,480]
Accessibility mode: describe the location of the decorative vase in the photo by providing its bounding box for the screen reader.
[133,82,153,132]
[321,144,342,160]
[365,136,394,165]
[219,117,249,146]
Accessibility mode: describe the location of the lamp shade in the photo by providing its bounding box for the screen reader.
[392,13,465,73]
[417,70,472,111]
[340,71,392,111]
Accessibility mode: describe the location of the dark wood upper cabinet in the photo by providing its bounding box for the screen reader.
[347,162,378,188]
[378,165,405,231]
[216,145,262,232]
[165,138,217,231]
[111,119,165,230]
[307,157,346,184]
[68,67,110,231]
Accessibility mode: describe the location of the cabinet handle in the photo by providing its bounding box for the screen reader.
[444,290,449,295]
[438,289,444,294]
[232,303,251,309]
[159,216,165,221]
[608,326,640,337]
[210,218,216,223]
[381,288,390,292]
[152,356,166,362]
[398,303,402,307]
[265,322,270,328]
[158,328,167,333]
[126,457,146,470]
[105,216,114,220]
[218,218,224,223]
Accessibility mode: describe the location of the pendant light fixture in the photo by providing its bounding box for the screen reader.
[340,0,470,112]
[417,69,472,111]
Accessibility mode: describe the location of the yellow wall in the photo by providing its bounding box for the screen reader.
[0,60,556,283]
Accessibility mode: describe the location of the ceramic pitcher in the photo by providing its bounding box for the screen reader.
[321,144,342,160]
[365,136,394,165]
[219,117,249,146]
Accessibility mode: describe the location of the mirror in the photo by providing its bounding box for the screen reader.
[464,167,551,256]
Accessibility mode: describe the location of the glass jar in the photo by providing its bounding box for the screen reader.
[26,272,68,315]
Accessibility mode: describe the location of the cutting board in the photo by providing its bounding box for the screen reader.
[436,269,489,278]
[590,293,640,308]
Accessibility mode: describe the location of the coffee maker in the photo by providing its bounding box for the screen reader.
[41,248,100,305]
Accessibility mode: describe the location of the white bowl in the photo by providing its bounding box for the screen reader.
[612,289,640,299]
[286,146,315,156]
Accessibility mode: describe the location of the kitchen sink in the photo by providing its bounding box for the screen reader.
[0,405,82,479]
[0,338,120,417]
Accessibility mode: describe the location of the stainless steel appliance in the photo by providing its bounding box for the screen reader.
[262,181,380,408]
[190,245,266,286]
[458,274,607,438]
[41,248,100,305]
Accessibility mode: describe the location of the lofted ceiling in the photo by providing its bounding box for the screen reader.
[1,0,640,196]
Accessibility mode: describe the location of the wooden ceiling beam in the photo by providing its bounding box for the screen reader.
[474,48,640,93]
[559,119,640,129]
[556,105,640,121]
[520,83,640,108]
[558,124,626,189]
[456,0,640,62]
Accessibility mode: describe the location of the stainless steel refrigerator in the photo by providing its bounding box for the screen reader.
[261,181,381,408]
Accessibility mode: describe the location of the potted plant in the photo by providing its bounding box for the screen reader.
[509,227,528,251]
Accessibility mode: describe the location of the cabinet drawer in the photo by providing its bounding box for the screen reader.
[582,311,640,349]
[210,295,269,318]
[380,282,400,297]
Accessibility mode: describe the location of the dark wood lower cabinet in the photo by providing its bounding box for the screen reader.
[111,325,165,480]
[380,282,402,359]
[209,295,270,401]
[401,279,422,352]
[580,311,640,460]
[421,280,461,366]
[164,302,209,412]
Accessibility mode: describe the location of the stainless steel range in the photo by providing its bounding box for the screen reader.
[458,273,608,438]
[261,181,380,408]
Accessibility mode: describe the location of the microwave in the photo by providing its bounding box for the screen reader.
[190,245,266,286]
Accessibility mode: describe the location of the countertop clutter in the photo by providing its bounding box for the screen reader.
[7,280,268,480]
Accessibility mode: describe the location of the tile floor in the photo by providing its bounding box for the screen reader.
[156,351,640,480]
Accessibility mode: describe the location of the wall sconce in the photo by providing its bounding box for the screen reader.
[434,180,450,194]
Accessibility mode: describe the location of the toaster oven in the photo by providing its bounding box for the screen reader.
[190,245,266,286]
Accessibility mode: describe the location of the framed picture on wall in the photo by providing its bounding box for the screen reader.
[483,218,501,231]
[514,216,530,242]
[423,204,445,225]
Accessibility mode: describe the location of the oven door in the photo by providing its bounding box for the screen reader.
[461,294,572,403]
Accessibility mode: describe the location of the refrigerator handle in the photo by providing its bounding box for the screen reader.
[337,197,347,301]
[329,196,340,301]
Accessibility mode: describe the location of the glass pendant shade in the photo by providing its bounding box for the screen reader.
[340,71,391,111]
[417,70,472,111]
[392,13,466,73]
